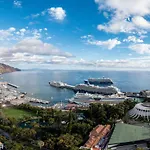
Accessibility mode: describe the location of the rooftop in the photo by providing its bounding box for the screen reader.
[84,124,111,149]
[109,123,150,145]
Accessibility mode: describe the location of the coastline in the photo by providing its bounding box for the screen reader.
[0,63,21,75]
[0,81,51,109]
[1,70,149,110]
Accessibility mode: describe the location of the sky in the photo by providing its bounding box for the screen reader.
[1,0,150,70]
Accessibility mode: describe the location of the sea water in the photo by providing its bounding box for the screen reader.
[2,70,150,104]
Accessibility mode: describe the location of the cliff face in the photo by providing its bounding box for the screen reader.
[0,63,21,74]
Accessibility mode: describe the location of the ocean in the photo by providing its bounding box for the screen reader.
[1,70,150,104]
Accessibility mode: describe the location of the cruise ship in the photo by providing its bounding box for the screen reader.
[68,92,104,103]
[49,81,120,95]
[74,84,120,95]
[85,77,113,85]
[68,92,126,106]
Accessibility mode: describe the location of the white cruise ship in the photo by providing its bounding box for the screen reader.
[74,84,120,95]
[85,77,113,84]
[49,81,120,95]
[68,92,126,105]
[69,92,104,102]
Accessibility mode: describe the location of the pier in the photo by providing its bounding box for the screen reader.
[7,83,19,88]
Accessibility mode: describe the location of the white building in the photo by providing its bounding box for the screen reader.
[129,103,150,121]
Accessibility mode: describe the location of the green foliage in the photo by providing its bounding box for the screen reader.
[0,101,136,150]
[84,100,136,124]
[56,134,80,150]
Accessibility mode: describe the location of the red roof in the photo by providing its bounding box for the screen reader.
[84,124,111,149]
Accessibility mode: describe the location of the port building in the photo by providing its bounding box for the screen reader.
[129,102,150,121]
[107,123,150,150]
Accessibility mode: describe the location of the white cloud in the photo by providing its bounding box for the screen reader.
[11,53,45,63]
[123,36,143,43]
[0,27,16,40]
[82,35,121,49]
[48,56,67,64]
[95,0,150,34]
[25,7,66,22]
[1,37,150,69]
[88,38,121,49]
[95,0,150,16]
[13,0,22,8]
[48,7,66,21]
[132,16,150,29]
[9,27,16,32]
[13,55,150,70]
[39,29,42,32]
[11,38,72,57]
[97,19,135,34]
[32,29,41,39]
[19,28,26,36]
[0,27,52,42]
[47,36,52,40]
[0,28,73,63]
[129,44,150,54]
[41,10,47,16]
[31,13,40,18]
[81,35,93,39]
[128,53,132,56]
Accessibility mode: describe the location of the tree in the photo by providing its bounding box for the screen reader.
[5,141,23,150]
[54,112,62,129]
[72,123,92,137]
[56,134,80,150]
[45,138,55,150]
[67,111,73,133]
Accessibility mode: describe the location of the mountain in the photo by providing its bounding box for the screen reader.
[0,63,21,74]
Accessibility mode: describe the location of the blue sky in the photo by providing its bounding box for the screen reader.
[1,0,150,70]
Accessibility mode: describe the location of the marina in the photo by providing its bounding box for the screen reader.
[0,82,50,106]
[0,72,148,110]
[2,70,150,104]
[49,78,136,109]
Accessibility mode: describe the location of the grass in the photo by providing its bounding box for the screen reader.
[2,107,35,119]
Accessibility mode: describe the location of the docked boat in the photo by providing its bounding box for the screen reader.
[68,92,104,103]
[74,84,120,95]
[85,77,113,85]
[69,92,126,106]
[49,81,120,95]
[49,81,67,88]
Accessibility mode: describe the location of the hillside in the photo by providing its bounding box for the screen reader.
[0,63,21,74]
